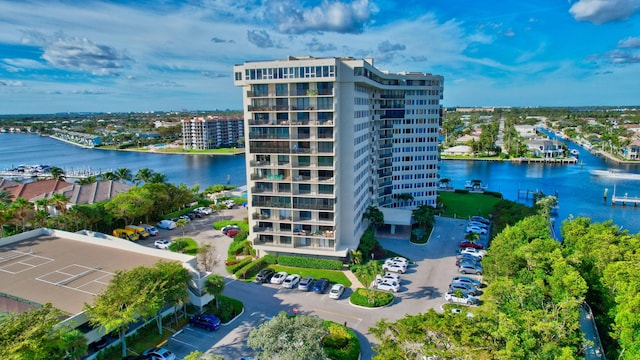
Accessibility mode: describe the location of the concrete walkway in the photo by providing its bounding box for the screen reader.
[343,268,365,288]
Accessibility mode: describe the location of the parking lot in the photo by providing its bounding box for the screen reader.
[138,213,487,359]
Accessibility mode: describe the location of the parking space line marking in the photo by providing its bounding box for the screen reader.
[313,308,361,321]
[168,337,198,349]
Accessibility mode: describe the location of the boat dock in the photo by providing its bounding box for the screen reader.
[0,167,107,180]
[611,194,640,206]
[512,157,578,164]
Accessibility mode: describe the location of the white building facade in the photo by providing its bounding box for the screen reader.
[181,116,244,150]
[234,56,443,258]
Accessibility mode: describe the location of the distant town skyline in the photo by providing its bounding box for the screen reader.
[0,0,639,114]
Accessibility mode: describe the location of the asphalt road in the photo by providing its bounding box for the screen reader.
[140,211,483,359]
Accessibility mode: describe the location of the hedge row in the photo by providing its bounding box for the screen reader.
[263,254,277,264]
[225,256,253,274]
[277,255,343,270]
[234,258,267,279]
[228,240,251,256]
[234,230,249,242]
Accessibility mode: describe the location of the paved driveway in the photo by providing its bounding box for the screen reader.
[158,215,479,359]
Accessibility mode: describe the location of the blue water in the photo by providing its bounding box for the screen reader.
[1,133,639,234]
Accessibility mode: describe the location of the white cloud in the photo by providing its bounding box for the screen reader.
[266,0,375,34]
[0,80,24,87]
[42,35,133,76]
[569,0,640,24]
[618,37,640,48]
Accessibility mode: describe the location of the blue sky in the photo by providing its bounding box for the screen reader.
[0,0,639,114]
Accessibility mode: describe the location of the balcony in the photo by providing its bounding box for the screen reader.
[252,200,292,209]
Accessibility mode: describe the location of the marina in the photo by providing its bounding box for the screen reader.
[0,164,107,180]
[1,133,640,234]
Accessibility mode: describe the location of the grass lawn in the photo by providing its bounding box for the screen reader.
[268,265,352,287]
[169,237,199,255]
[438,192,502,219]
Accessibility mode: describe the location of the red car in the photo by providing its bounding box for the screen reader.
[459,241,484,249]
[227,229,241,237]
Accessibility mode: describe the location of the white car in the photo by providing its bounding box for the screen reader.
[270,271,288,284]
[329,284,345,299]
[445,291,479,305]
[467,221,488,229]
[465,225,487,234]
[157,219,177,230]
[282,274,301,289]
[372,278,400,293]
[142,225,159,236]
[384,256,409,267]
[154,239,171,249]
[382,262,407,274]
[382,272,401,283]
[224,200,236,209]
[459,247,486,259]
[195,206,213,215]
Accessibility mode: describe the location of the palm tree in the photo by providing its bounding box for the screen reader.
[99,171,118,181]
[176,218,188,236]
[133,168,154,185]
[363,205,384,230]
[0,203,14,237]
[205,274,225,310]
[76,176,97,185]
[0,189,13,205]
[114,167,132,184]
[10,197,33,232]
[413,204,435,230]
[49,166,66,181]
[32,209,50,228]
[50,193,69,216]
[148,172,168,184]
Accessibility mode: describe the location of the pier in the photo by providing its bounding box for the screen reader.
[611,194,640,206]
[512,157,578,164]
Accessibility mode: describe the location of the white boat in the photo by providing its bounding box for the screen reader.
[465,180,488,190]
[570,149,579,156]
[590,169,640,180]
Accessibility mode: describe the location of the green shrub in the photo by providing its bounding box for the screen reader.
[277,255,343,270]
[349,288,394,307]
[322,321,360,360]
[228,240,250,255]
[205,295,244,323]
[234,258,267,279]
[484,191,503,198]
[169,237,198,254]
[263,254,277,264]
[225,256,252,274]
[454,189,470,194]
[234,230,249,242]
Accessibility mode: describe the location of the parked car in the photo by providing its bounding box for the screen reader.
[329,284,345,299]
[270,271,288,284]
[384,256,409,267]
[255,268,276,283]
[221,224,240,235]
[178,215,192,222]
[456,253,482,265]
[372,278,400,293]
[157,219,177,230]
[195,206,213,215]
[226,229,241,237]
[468,221,489,229]
[458,247,486,258]
[189,314,221,331]
[456,258,482,268]
[313,278,330,293]
[382,262,407,274]
[459,241,484,249]
[282,274,301,289]
[141,224,159,236]
[465,225,487,234]
[452,276,483,288]
[445,291,479,305]
[459,263,483,275]
[298,276,315,291]
[187,211,202,218]
[449,281,479,296]
[154,239,171,249]
[381,272,401,283]
[224,199,236,209]
[143,347,176,360]
[471,216,490,225]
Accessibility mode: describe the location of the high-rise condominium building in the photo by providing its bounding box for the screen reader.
[234,56,443,258]
[181,116,244,150]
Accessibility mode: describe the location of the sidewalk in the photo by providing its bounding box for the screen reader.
[343,268,365,289]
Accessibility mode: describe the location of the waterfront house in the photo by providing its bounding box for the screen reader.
[620,138,640,160]
[526,139,566,158]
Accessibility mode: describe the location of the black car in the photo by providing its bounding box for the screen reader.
[312,278,330,293]
[188,211,202,218]
[189,314,221,331]
[255,268,276,283]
